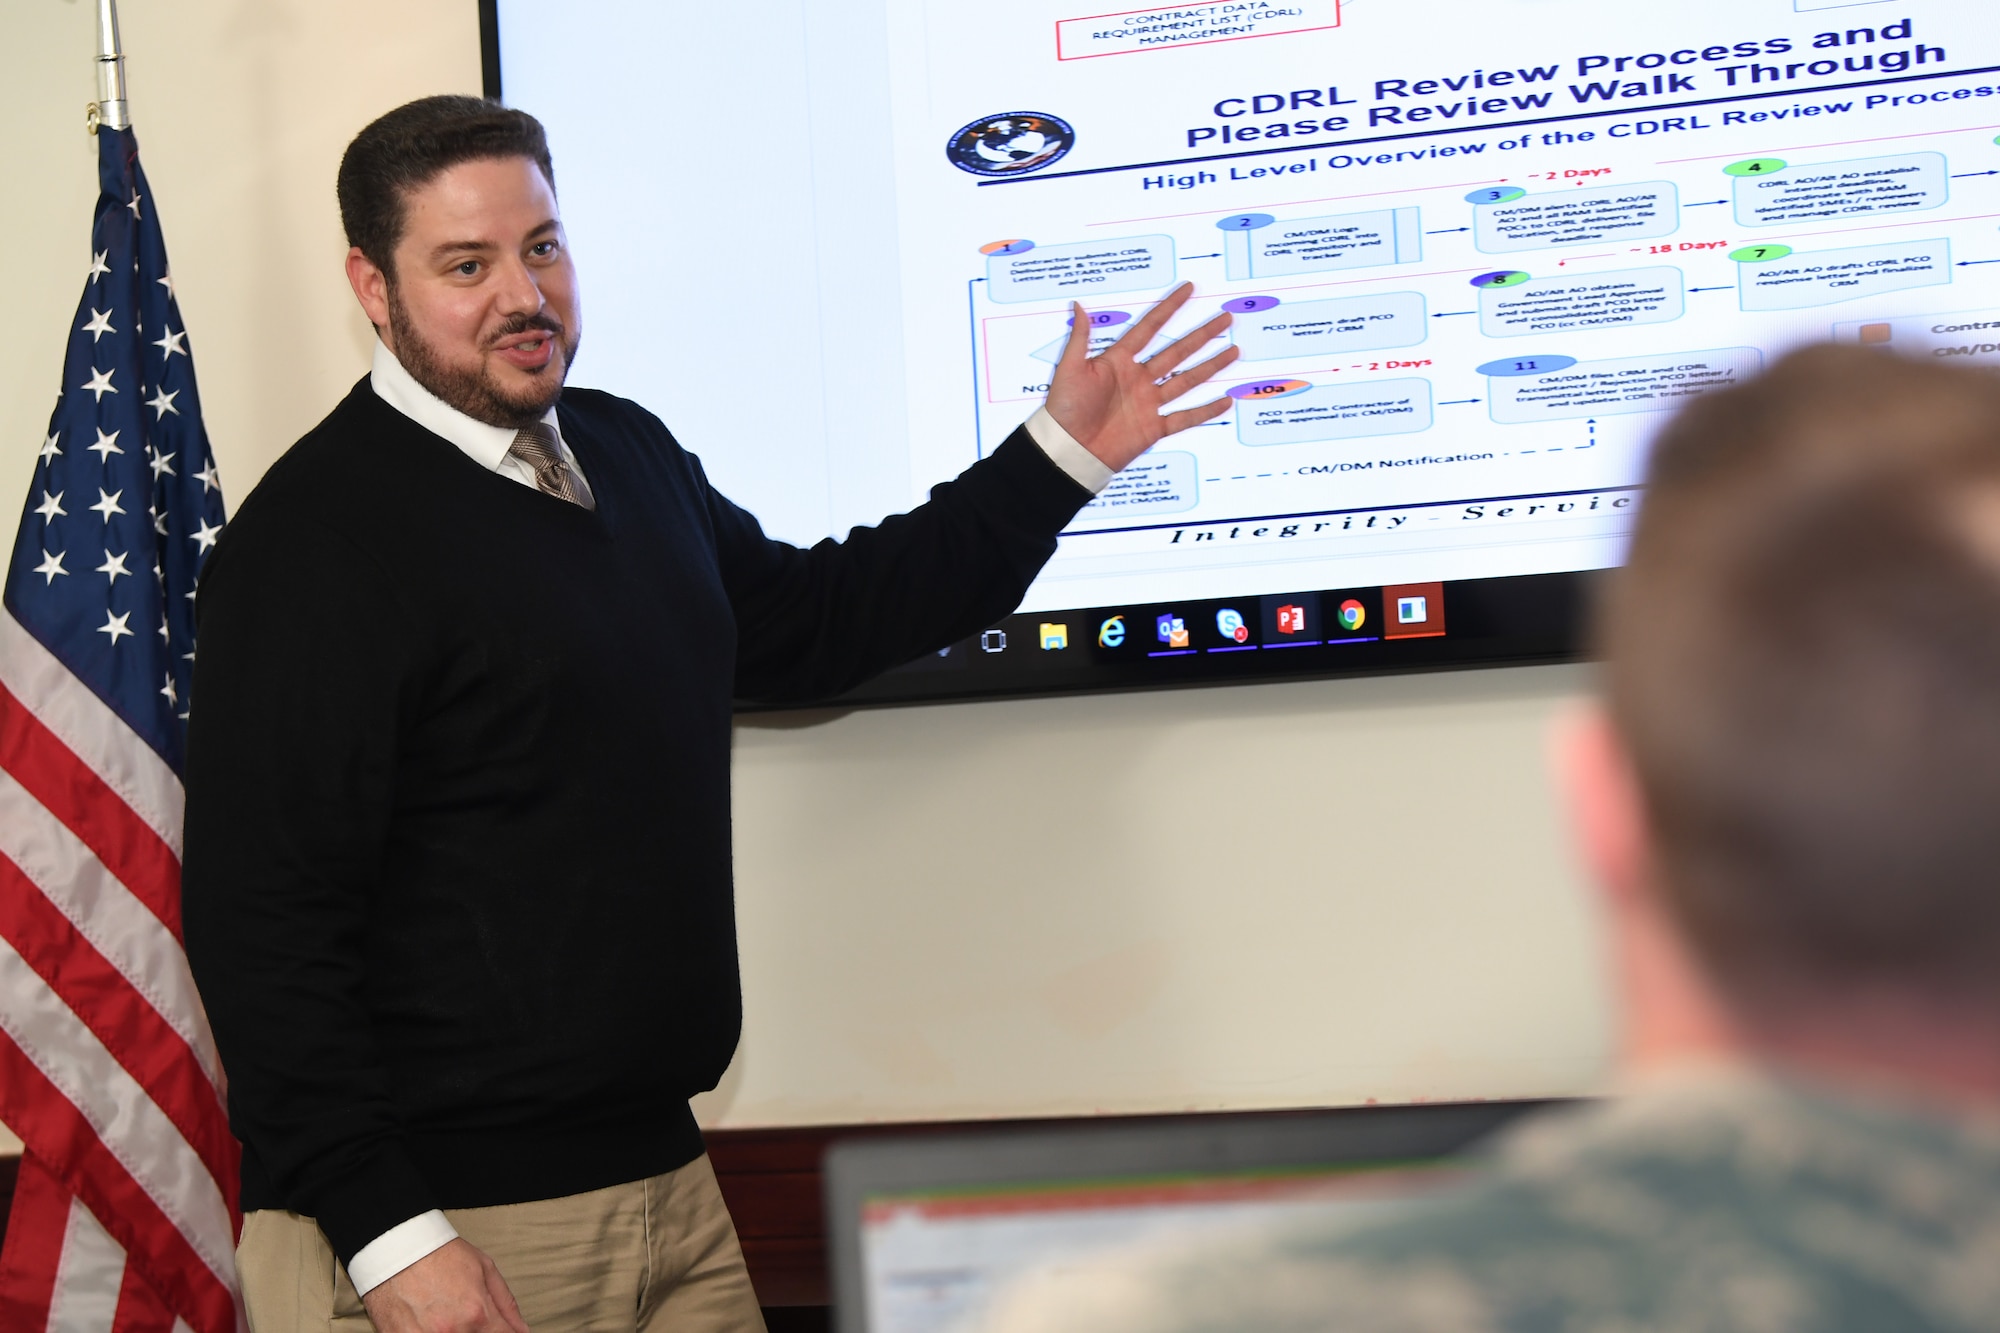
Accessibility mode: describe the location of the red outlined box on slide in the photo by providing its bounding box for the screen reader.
[1056,0,1341,61]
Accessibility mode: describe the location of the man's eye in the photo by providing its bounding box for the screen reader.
[532,242,557,257]
[457,260,480,276]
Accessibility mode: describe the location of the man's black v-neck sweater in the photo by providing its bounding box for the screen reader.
[182,380,1091,1263]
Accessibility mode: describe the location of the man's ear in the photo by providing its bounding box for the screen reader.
[1553,702,1652,914]
[1557,701,1748,1067]
[345,246,393,335]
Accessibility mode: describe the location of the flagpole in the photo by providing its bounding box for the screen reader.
[92,0,129,132]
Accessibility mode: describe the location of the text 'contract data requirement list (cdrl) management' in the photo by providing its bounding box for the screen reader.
[892,0,2000,611]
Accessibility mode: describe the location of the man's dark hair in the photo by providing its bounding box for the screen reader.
[336,95,555,276]
[1604,345,2000,1017]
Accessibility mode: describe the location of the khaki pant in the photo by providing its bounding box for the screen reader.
[239,1155,767,1333]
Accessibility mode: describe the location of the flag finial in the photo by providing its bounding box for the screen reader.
[92,0,129,132]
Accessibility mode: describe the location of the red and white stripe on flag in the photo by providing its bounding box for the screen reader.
[0,611,243,1333]
[0,1155,194,1333]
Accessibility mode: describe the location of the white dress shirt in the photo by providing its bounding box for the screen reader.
[344,341,1108,1294]
[368,340,596,502]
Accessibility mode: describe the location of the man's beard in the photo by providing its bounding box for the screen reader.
[387,284,581,430]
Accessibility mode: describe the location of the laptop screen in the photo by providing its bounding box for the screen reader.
[827,1102,1559,1333]
[860,1160,1471,1333]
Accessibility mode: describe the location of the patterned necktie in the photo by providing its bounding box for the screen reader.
[508,422,594,510]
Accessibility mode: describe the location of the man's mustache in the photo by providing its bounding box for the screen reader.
[486,313,567,348]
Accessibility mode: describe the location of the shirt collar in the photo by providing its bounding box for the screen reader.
[368,337,562,474]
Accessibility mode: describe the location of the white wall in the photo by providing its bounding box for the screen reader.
[4,1,1611,1146]
[710,665,1610,1127]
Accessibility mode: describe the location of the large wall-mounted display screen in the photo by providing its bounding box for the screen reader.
[490,0,2000,704]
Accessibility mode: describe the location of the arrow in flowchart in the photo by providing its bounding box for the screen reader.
[1684,199,1731,206]
[1951,170,2000,178]
[1425,227,1471,234]
[1689,285,1734,292]
[1432,310,1478,318]
[1182,252,1223,259]
[1957,258,2000,266]
[1438,398,1483,406]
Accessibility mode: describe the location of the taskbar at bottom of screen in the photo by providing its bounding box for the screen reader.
[802,570,1595,710]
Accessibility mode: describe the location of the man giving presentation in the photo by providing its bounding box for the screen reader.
[181,95,1237,1333]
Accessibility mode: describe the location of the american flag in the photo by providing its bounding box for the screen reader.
[0,124,241,1333]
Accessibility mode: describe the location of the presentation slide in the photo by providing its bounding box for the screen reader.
[500,0,2000,619]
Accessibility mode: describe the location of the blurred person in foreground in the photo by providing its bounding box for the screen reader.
[990,344,2000,1332]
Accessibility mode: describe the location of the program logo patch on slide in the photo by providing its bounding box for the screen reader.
[946,113,1076,176]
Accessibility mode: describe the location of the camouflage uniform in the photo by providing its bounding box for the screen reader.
[984,1071,2000,1333]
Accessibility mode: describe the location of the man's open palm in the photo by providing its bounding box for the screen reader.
[1044,281,1239,473]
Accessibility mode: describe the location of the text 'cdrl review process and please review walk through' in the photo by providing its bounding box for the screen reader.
[891,0,2000,609]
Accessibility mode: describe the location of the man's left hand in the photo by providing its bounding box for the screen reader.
[1044,282,1240,473]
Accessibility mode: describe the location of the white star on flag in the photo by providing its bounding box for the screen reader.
[147,386,180,420]
[81,308,117,342]
[89,488,125,523]
[157,270,176,300]
[149,448,177,479]
[96,609,133,644]
[126,190,142,219]
[149,503,168,536]
[34,490,67,522]
[194,459,222,494]
[96,550,132,584]
[86,249,110,282]
[88,428,123,461]
[81,367,117,401]
[32,551,68,585]
[153,326,188,360]
[40,432,62,462]
[160,673,178,705]
[191,517,223,553]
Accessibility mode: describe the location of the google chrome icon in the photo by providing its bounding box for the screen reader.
[1338,598,1366,632]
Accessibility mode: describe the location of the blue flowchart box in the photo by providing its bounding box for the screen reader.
[1475,181,1679,252]
[987,235,1177,304]
[1738,238,1950,311]
[1236,378,1433,446]
[1233,292,1428,360]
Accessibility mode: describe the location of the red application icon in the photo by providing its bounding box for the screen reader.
[1382,582,1447,639]
[1275,603,1308,635]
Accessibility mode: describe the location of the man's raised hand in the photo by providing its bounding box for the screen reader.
[1044,282,1240,473]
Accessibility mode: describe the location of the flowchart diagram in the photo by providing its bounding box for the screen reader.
[965,126,2000,528]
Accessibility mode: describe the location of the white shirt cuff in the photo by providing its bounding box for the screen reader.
[346,1209,460,1297]
[1024,407,1114,496]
